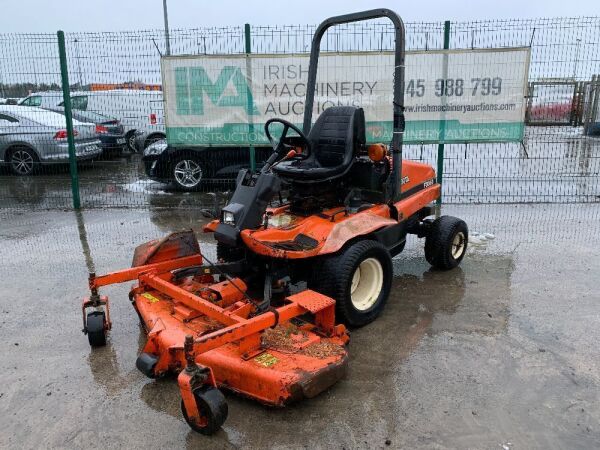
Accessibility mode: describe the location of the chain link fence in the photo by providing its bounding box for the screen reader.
[1,17,599,210]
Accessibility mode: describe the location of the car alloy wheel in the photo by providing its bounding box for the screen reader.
[10,149,35,175]
[174,159,203,188]
[128,133,137,152]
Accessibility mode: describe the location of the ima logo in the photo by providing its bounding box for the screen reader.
[174,66,259,115]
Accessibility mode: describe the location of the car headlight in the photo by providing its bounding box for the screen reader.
[222,211,235,225]
[143,140,168,156]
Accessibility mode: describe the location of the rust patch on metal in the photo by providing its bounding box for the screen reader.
[132,230,200,267]
[289,354,349,401]
[320,212,397,254]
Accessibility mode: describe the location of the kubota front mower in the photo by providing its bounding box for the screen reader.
[82,9,468,435]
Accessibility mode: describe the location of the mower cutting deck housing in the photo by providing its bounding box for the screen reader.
[82,8,469,435]
[84,231,349,433]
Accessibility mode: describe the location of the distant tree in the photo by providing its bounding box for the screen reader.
[0,82,62,98]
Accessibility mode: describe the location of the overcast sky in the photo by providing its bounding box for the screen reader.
[1,0,597,32]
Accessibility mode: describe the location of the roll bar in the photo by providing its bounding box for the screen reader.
[302,9,406,203]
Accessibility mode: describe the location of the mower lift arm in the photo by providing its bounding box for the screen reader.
[82,255,203,337]
[88,255,202,291]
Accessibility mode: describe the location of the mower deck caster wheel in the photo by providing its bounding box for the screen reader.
[181,386,228,435]
[86,311,107,347]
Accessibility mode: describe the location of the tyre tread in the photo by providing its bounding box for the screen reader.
[86,311,107,347]
[181,386,228,435]
[310,240,392,327]
[424,216,468,270]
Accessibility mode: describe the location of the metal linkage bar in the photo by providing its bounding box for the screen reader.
[139,272,244,326]
[190,290,339,356]
[89,255,202,289]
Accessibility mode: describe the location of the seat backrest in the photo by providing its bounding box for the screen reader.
[308,106,365,168]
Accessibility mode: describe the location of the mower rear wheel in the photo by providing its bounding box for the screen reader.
[181,386,228,435]
[424,216,468,270]
[86,311,107,347]
[311,240,392,328]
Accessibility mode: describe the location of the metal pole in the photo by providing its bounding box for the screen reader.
[436,20,451,208]
[572,38,581,79]
[163,0,171,56]
[57,30,81,210]
[245,23,256,172]
[74,39,83,87]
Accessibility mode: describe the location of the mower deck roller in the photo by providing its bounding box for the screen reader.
[82,8,469,435]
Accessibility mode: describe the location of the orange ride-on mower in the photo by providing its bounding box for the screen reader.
[82,9,468,435]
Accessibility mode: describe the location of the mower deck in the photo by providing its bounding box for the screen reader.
[132,277,348,406]
[82,235,349,433]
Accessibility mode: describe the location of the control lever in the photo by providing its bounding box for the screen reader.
[269,149,298,171]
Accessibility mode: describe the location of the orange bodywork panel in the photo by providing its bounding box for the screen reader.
[203,220,219,233]
[239,160,439,259]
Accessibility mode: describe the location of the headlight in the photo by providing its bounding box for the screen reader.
[143,140,168,156]
[222,211,235,225]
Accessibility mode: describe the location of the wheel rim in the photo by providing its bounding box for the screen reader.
[350,257,384,311]
[128,134,136,150]
[11,150,34,174]
[451,231,466,259]
[174,160,202,187]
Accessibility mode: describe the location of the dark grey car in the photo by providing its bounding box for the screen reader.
[49,108,127,154]
[0,105,101,175]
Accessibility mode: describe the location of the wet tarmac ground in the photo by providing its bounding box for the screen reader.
[0,204,599,449]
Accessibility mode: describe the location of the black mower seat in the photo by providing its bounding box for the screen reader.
[272,106,365,182]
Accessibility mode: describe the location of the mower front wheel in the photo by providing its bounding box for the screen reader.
[311,240,392,328]
[86,311,107,347]
[181,386,228,435]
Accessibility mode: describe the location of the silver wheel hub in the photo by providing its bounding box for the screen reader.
[350,257,384,311]
[451,231,466,259]
[174,160,202,187]
[11,150,34,174]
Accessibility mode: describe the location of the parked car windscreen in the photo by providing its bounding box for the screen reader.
[58,95,88,111]
[19,95,43,107]
[3,106,85,127]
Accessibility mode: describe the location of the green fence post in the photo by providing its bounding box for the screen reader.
[244,23,256,172]
[57,30,81,209]
[436,20,451,207]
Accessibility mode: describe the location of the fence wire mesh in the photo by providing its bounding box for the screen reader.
[0,17,599,211]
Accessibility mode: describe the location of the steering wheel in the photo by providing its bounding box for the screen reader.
[264,118,310,160]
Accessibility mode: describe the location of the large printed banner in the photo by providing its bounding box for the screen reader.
[162,47,530,146]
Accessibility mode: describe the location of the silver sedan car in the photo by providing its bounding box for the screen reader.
[0,105,102,175]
